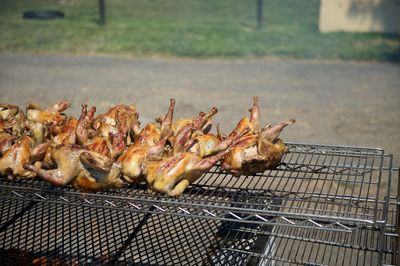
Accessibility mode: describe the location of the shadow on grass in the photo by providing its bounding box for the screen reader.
[384,47,400,62]
[382,34,400,63]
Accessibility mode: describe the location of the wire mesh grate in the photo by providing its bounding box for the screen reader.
[0,143,391,231]
[0,207,396,265]
[0,143,397,265]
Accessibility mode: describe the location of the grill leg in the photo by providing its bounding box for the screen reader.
[396,168,400,265]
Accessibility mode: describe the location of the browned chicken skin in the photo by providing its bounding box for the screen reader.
[25,100,71,145]
[25,144,123,192]
[222,96,295,176]
[25,120,49,145]
[92,104,139,145]
[25,99,175,192]
[185,130,251,158]
[229,96,260,138]
[114,99,175,184]
[0,104,21,121]
[0,104,26,136]
[76,105,113,157]
[0,136,33,179]
[172,107,218,154]
[146,130,246,196]
[0,136,49,179]
[26,100,70,127]
[0,133,17,156]
[76,104,138,159]
[1,97,295,196]
[52,117,78,145]
[147,146,234,197]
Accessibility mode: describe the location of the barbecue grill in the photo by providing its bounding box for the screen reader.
[1,143,398,265]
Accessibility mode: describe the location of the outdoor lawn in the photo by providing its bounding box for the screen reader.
[1,0,399,61]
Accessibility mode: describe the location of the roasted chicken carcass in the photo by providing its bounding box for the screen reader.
[146,131,246,197]
[0,104,26,136]
[92,104,139,146]
[25,100,71,144]
[115,99,175,184]
[25,144,124,192]
[35,117,79,168]
[222,96,294,176]
[51,117,78,145]
[147,147,235,197]
[172,107,218,155]
[228,96,260,138]
[0,133,17,155]
[26,100,70,127]
[0,136,49,179]
[76,104,138,159]
[0,104,22,121]
[172,107,216,137]
[184,127,251,158]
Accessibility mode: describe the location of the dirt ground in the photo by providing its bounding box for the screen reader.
[0,53,399,190]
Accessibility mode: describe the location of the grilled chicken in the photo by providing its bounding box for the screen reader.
[24,100,71,145]
[25,120,49,145]
[222,96,294,176]
[185,128,250,158]
[172,107,218,154]
[115,99,175,184]
[0,97,295,195]
[92,104,139,146]
[0,136,49,179]
[25,144,123,192]
[146,130,245,196]
[0,133,17,155]
[76,104,138,159]
[52,117,78,145]
[229,96,260,138]
[26,100,70,127]
[146,148,231,197]
[0,104,26,136]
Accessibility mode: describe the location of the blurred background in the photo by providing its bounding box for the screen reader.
[0,0,399,169]
[1,0,399,60]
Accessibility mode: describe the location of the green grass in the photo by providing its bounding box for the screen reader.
[0,0,399,61]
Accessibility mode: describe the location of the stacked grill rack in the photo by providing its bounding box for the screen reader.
[0,143,398,265]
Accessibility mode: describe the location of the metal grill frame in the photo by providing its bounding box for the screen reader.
[0,143,398,265]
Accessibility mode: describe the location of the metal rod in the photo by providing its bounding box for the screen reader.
[256,0,264,30]
[98,0,106,25]
[109,209,154,263]
[0,201,37,232]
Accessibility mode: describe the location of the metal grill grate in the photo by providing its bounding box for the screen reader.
[0,143,398,265]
